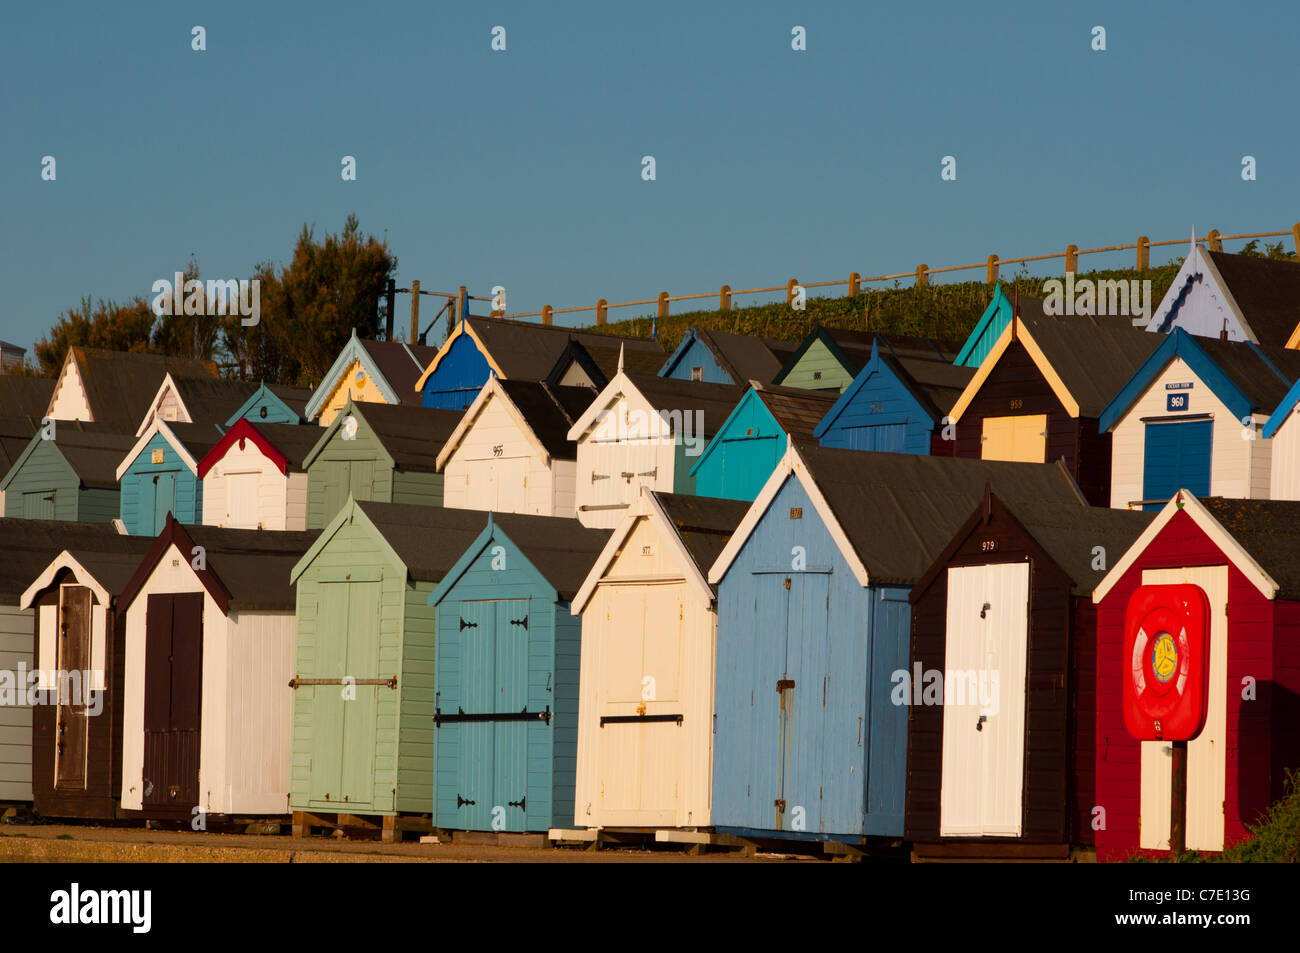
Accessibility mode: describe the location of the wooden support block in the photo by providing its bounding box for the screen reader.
[381,815,397,843]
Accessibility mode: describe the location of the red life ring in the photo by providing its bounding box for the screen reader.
[1122,583,1210,741]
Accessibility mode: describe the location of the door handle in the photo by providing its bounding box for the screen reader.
[976,714,987,731]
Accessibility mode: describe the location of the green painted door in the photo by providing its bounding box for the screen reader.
[307,579,380,808]
[23,490,56,519]
[348,460,376,501]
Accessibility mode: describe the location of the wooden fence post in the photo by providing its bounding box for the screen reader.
[410,279,420,343]
[457,285,467,322]
[542,305,553,326]
[786,278,798,306]
[849,272,860,297]
[597,299,607,325]
[1293,224,1300,258]
[1065,245,1078,272]
[986,255,999,283]
[1207,229,1222,252]
[915,265,929,287]
[1137,236,1149,271]
[720,285,731,310]
[658,292,669,319]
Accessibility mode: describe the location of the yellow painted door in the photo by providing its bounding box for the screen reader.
[1138,566,1228,851]
[981,414,1047,463]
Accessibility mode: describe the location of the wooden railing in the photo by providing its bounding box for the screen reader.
[499,224,1300,326]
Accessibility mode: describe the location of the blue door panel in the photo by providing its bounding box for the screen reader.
[1143,420,1212,510]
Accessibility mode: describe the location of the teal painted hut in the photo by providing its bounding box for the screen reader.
[302,398,463,529]
[288,500,498,826]
[689,383,836,501]
[772,327,959,393]
[953,284,1018,368]
[429,512,609,832]
[224,381,313,426]
[115,420,223,536]
[0,425,134,521]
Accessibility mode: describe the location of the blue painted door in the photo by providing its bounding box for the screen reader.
[446,598,530,831]
[141,471,177,534]
[1142,420,1212,511]
[843,422,906,452]
[778,572,830,832]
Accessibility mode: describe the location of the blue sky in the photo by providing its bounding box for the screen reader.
[3,0,1298,351]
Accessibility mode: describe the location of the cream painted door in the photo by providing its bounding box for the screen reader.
[595,582,686,825]
[1139,566,1228,851]
[940,563,1030,836]
[225,471,259,528]
[464,456,527,512]
[981,414,1047,463]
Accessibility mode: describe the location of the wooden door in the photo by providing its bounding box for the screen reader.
[939,563,1030,836]
[347,460,376,502]
[224,471,259,528]
[306,580,379,807]
[1142,420,1212,511]
[23,490,56,520]
[492,600,530,831]
[719,435,778,500]
[142,592,203,809]
[1139,566,1228,851]
[980,415,1047,463]
[54,586,92,789]
[777,572,830,833]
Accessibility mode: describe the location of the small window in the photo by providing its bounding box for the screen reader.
[690,367,703,382]
[812,371,822,381]
[259,405,268,419]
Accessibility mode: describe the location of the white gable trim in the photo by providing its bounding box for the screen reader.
[436,377,552,470]
[571,486,714,613]
[1092,490,1278,603]
[20,550,112,609]
[46,349,91,422]
[135,372,192,436]
[114,418,200,481]
[706,443,871,587]
[565,371,670,443]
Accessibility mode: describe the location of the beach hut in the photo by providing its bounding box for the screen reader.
[413,316,661,411]
[565,366,742,527]
[198,419,321,530]
[0,425,133,521]
[302,398,462,529]
[19,536,153,818]
[436,377,593,516]
[115,420,223,536]
[657,327,798,385]
[1148,239,1300,346]
[1099,329,1300,509]
[688,383,835,501]
[223,381,313,427]
[546,337,666,391]
[570,489,749,829]
[953,284,1017,368]
[946,305,1159,506]
[771,327,958,394]
[1092,492,1300,858]
[303,330,439,426]
[1264,375,1300,500]
[116,517,316,820]
[429,512,609,832]
[0,520,148,804]
[814,340,974,455]
[706,441,1086,842]
[905,490,1151,859]
[287,501,508,837]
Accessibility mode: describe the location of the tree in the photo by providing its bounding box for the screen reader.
[220,214,397,385]
[32,294,158,376]
[1239,239,1297,261]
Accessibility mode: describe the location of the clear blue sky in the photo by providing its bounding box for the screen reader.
[3,0,1298,351]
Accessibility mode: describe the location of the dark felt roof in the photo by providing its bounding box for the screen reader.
[183,525,321,611]
[1189,336,1300,412]
[265,384,313,420]
[57,545,157,598]
[36,424,138,489]
[1018,310,1163,417]
[162,420,227,462]
[65,348,217,432]
[0,519,145,602]
[622,374,745,439]
[691,328,802,384]
[791,438,1086,586]
[485,512,612,601]
[351,402,464,471]
[579,338,669,383]
[651,491,751,588]
[753,384,837,439]
[887,353,976,418]
[496,380,591,461]
[245,421,327,470]
[1206,251,1300,347]
[170,377,260,426]
[1001,499,1155,595]
[824,328,962,371]
[1199,497,1300,600]
[0,375,56,420]
[466,317,662,382]
[361,339,439,405]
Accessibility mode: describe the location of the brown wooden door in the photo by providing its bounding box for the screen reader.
[54,586,92,789]
[143,593,203,809]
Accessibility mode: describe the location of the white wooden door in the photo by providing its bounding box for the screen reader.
[464,456,528,512]
[940,563,1029,836]
[225,471,259,528]
[1139,566,1227,851]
